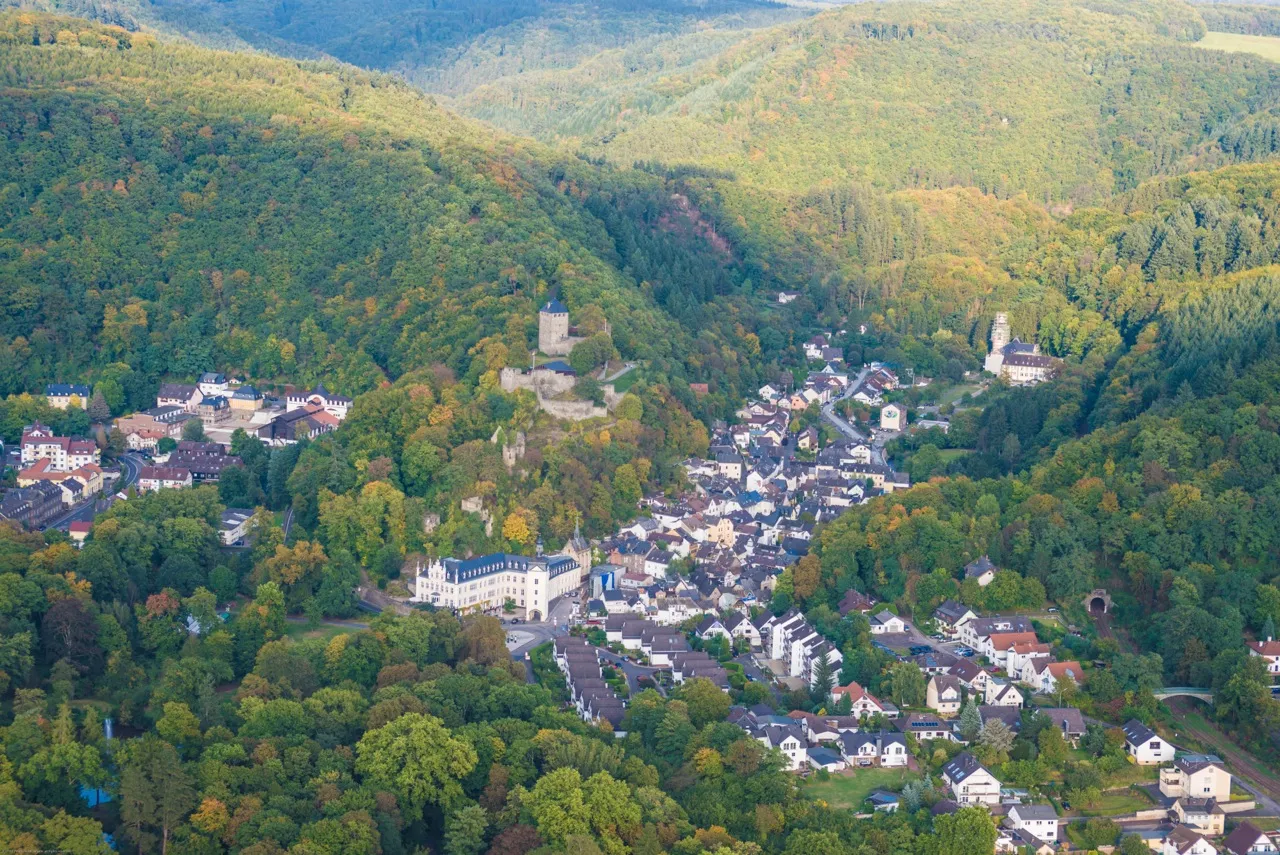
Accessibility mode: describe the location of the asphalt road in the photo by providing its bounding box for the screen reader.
[820,365,889,466]
[43,451,143,532]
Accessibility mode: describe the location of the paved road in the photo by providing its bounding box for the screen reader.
[44,451,143,531]
[820,365,889,466]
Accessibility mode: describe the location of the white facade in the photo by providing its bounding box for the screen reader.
[880,404,903,431]
[412,551,585,620]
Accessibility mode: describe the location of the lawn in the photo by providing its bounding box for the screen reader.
[803,767,919,811]
[1195,31,1280,62]
[937,383,984,408]
[937,448,973,462]
[284,622,357,642]
[1075,788,1154,817]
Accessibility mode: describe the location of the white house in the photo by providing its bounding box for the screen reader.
[869,610,906,634]
[837,731,908,767]
[831,681,892,717]
[941,752,1002,805]
[1248,638,1280,683]
[984,680,1024,708]
[879,403,903,431]
[1007,805,1060,844]
[1123,719,1174,765]
[1163,827,1220,855]
[1223,821,1276,855]
[756,724,806,771]
[964,555,998,587]
[927,675,963,715]
[1160,755,1232,801]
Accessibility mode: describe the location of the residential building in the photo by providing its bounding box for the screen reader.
[68,520,92,545]
[869,610,906,634]
[984,680,1023,708]
[195,395,231,424]
[1007,804,1060,844]
[1247,637,1280,683]
[45,383,91,409]
[934,600,977,637]
[941,752,1001,805]
[198,373,229,397]
[137,466,193,492]
[1173,797,1225,835]
[880,403,903,431]
[230,385,265,411]
[927,675,963,715]
[1162,827,1219,855]
[1159,755,1231,801]
[1031,708,1086,745]
[964,555,997,587]
[1123,719,1173,765]
[0,482,64,529]
[412,550,585,621]
[1223,822,1276,855]
[754,723,807,771]
[256,405,340,445]
[20,423,100,470]
[896,712,953,742]
[837,731,908,767]
[156,383,204,411]
[286,384,353,420]
[115,406,198,450]
[1024,660,1083,695]
[168,442,243,483]
[17,459,103,505]
[830,681,892,717]
[220,508,256,547]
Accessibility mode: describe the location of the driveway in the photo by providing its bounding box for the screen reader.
[597,648,665,696]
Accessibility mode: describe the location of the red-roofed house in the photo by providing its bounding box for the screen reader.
[831,681,890,717]
[68,521,92,545]
[20,423,100,471]
[1248,638,1280,684]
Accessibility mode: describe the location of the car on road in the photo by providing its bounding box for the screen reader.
[909,645,932,655]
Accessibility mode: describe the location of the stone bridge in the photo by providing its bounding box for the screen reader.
[1153,687,1214,703]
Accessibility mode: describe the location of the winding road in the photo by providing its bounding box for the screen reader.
[820,365,889,465]
[43,451,143,532]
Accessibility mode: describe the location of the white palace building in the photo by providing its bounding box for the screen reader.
[411,542,589,620]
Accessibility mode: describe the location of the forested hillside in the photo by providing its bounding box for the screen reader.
[0,11,780,411]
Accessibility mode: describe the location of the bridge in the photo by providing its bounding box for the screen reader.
[1153,687,1214,702]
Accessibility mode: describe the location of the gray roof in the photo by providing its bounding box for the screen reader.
[965,555,997,577]
[1011,804,1059,821]
[1122,719,1158,746]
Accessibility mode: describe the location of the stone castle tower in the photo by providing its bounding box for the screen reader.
[990,313,1010,352]
[984,312,1011,375]
[538,299,571,355]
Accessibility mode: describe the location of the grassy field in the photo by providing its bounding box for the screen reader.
[803,767,919,810]
[1196,31,1280,62]
[937,448,973,462]
[1074,788,1154,817]
[937,383,985,408]
[284,622,357,642]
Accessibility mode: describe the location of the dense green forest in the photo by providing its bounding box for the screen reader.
[9,0,1280,853]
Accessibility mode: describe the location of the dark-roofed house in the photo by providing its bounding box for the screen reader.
[927,674,963,715]
[0,481,63,529]
[941,752,1001,805]
[157,383,203,411]
[1223,821,1276,855]
[695,615,730,640]
[964,555,997,586]
[1123,719,1173,765]
[45,383,91,409]
[1164,826,1219,855]
[1030,708,1086,745]
[1007,804,1061,843]
[934,600,977,636]
[838,589,877,615]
